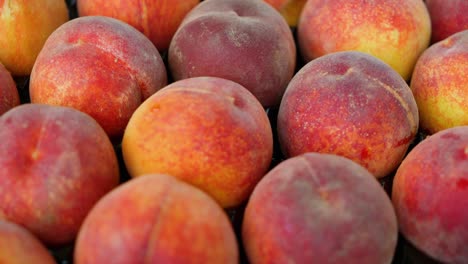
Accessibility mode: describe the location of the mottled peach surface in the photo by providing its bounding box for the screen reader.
[169,0,296,107]
[0,220,55,264]
[425,0,468,43]
[298,0,431,80]
[77,0,200,52]
[75,174,238,264]
[410,30,468,134]
[0,104,119,245]
[0,0,68,76]
[243,153,398,264]
[0,62,19,115]
[30,16,167,140]
[122,77,273,208]
[392,126,468,264]
[278,51,419,178]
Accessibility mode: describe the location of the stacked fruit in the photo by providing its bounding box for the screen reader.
[0,0,467,263]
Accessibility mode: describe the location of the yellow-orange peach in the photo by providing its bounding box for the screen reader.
[278,51,419,178]
[75,174,238,264]
[122,77,273,208]
[0,104,119,245]
[77,0,200,52]
[298,0,431,80]
[30,16,167,141]
[0,0,68,76]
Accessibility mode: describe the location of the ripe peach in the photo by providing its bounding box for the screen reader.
[243,153,398,264]
[0,0,68,76]
[410,30,468,134]
[75,174,238,264]
[264,0,307,27]
[0,104,120,245]
[0,220,55,264]
[30,16,167,140]
[298,0,431,80]
[77,0,200,52]
[122,77,273,208]
[168,0,296,107]
[277,51,419,178]
[392,126,468,264]
[0,62,19,115]
[425,0,468,43]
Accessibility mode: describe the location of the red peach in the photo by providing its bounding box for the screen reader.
[298,0,431,80]
[122,77,273,208]
[30,16,167,140]
[0,220,55,264]
[168,0,296,107]
[392,126,468,264]
[0,62,19,115]
[77,0,200,52]
[410,30,468,134]
[75,174,238,264]
[243,153,398,264]
[425,0,468,43]
[0,0,68,76]
[0,104,120,245]
[277,51,419,178]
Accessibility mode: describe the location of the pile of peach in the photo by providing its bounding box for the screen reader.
[0,0,467,263]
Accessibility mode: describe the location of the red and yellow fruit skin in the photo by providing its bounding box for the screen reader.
[410,30,468,134]
[77,0,200,52]
[298,0,431,80]
[392,126,468,264]
[278,51,419,178]
[0,104,120,245]
[243,153,398,264]
[75,174,238,264]
[0,220,55,264]
[425,0,468,44]
[0,0,69,76]
[122,76,273,208]
[29,16,167,140]
[0,62,19,115]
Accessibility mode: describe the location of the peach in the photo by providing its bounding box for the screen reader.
[0,62,19,115]
[122,77,273,208]
[168,0,296,107]
[264,0,307,27]
[0,104,119,245]
[77,0,200,52]
[242,153,398,263]
[75,174,238,264]
[425,0,468,43]
[0,220,55,264]
[392,126,468,264]
[410,30,468,134]
[277,51,419,178]
[298,0,431,80]
[29,16,167,141]
[0,0,68,76]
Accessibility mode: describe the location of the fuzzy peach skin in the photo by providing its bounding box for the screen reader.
[168,0,296,107]
[264,0,307,27]
[277,51,419,178]
[425,0,468,43]
[0,0,68,76]
[410,30,468,135]
[0,220,55,264]
[298,0,431,80]
[0,62,19,115]
[392,126,468,264]
[243,153,398,264]
[77,0,200,52]
[0,104,120,245]
[122,77,273,208]
[75,174,238,264]
[30,16,167,140]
